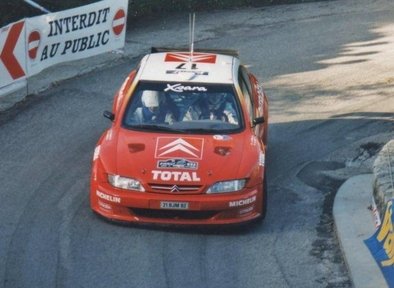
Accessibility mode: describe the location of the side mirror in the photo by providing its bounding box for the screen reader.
[103,110,115,121]
[252,116,265,127]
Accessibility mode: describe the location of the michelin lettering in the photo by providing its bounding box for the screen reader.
[229,196,256,208]
[96,190,121,203]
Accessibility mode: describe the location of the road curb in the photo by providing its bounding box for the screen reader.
[333,174,387,288]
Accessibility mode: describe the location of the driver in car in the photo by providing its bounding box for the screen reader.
[133,90,177,124]
[183,93,238,124]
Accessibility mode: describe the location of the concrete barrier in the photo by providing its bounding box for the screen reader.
[373,140,394,216]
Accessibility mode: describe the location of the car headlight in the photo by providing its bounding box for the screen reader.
[207,179,246,194]
[108,174,145,192]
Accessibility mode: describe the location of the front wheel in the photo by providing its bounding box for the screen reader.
[250,173,267,227]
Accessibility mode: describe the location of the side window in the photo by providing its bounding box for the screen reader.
[238,66,254,123]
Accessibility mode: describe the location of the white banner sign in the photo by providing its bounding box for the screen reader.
[26,0,128,76]
[0,20,27,88]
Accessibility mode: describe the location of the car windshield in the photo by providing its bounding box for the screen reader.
[122,81,243,133]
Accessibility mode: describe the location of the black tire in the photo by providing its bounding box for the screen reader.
[249,173,267,228]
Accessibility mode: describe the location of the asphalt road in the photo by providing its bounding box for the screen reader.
[1,0,394,287]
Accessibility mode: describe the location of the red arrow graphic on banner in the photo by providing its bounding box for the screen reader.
[0,21,25,80]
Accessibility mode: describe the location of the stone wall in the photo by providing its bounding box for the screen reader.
[373,140,394,215]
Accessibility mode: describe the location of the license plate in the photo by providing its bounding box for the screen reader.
[160,201,189,210]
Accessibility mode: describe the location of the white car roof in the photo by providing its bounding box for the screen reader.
[137,52,239,84]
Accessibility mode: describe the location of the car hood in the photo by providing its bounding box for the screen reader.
[112,130,258,187]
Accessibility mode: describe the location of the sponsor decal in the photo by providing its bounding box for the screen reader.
[93,145,100,161]
[259,152,265,167]
[166,69,208,76]
[365,199,394,286]
[229,196,256,208]
[213,135,232,141]
[152,170,201,182]
[155,137,204,159]
[257,85,265,112]
[157,158,198,169]
[250,135,257,146]
[164,83,207,93]
[239,206,254,215]
[96,190,121,203]
[164,52,217,63]
[98,200,112,210]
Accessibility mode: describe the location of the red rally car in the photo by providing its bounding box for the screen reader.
[90,48,269,226]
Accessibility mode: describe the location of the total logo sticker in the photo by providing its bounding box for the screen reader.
[152,170,201,182]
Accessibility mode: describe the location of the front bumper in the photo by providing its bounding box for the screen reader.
[90,182,264,225]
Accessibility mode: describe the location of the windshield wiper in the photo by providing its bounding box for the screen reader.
[132,124,186,133]
[185,128,216,133]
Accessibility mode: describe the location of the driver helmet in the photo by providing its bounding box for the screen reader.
[207,93,225,110]
[141,90,160,112]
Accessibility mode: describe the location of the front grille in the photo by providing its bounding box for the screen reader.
[131,208,217,220]
[148,183,203,194]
